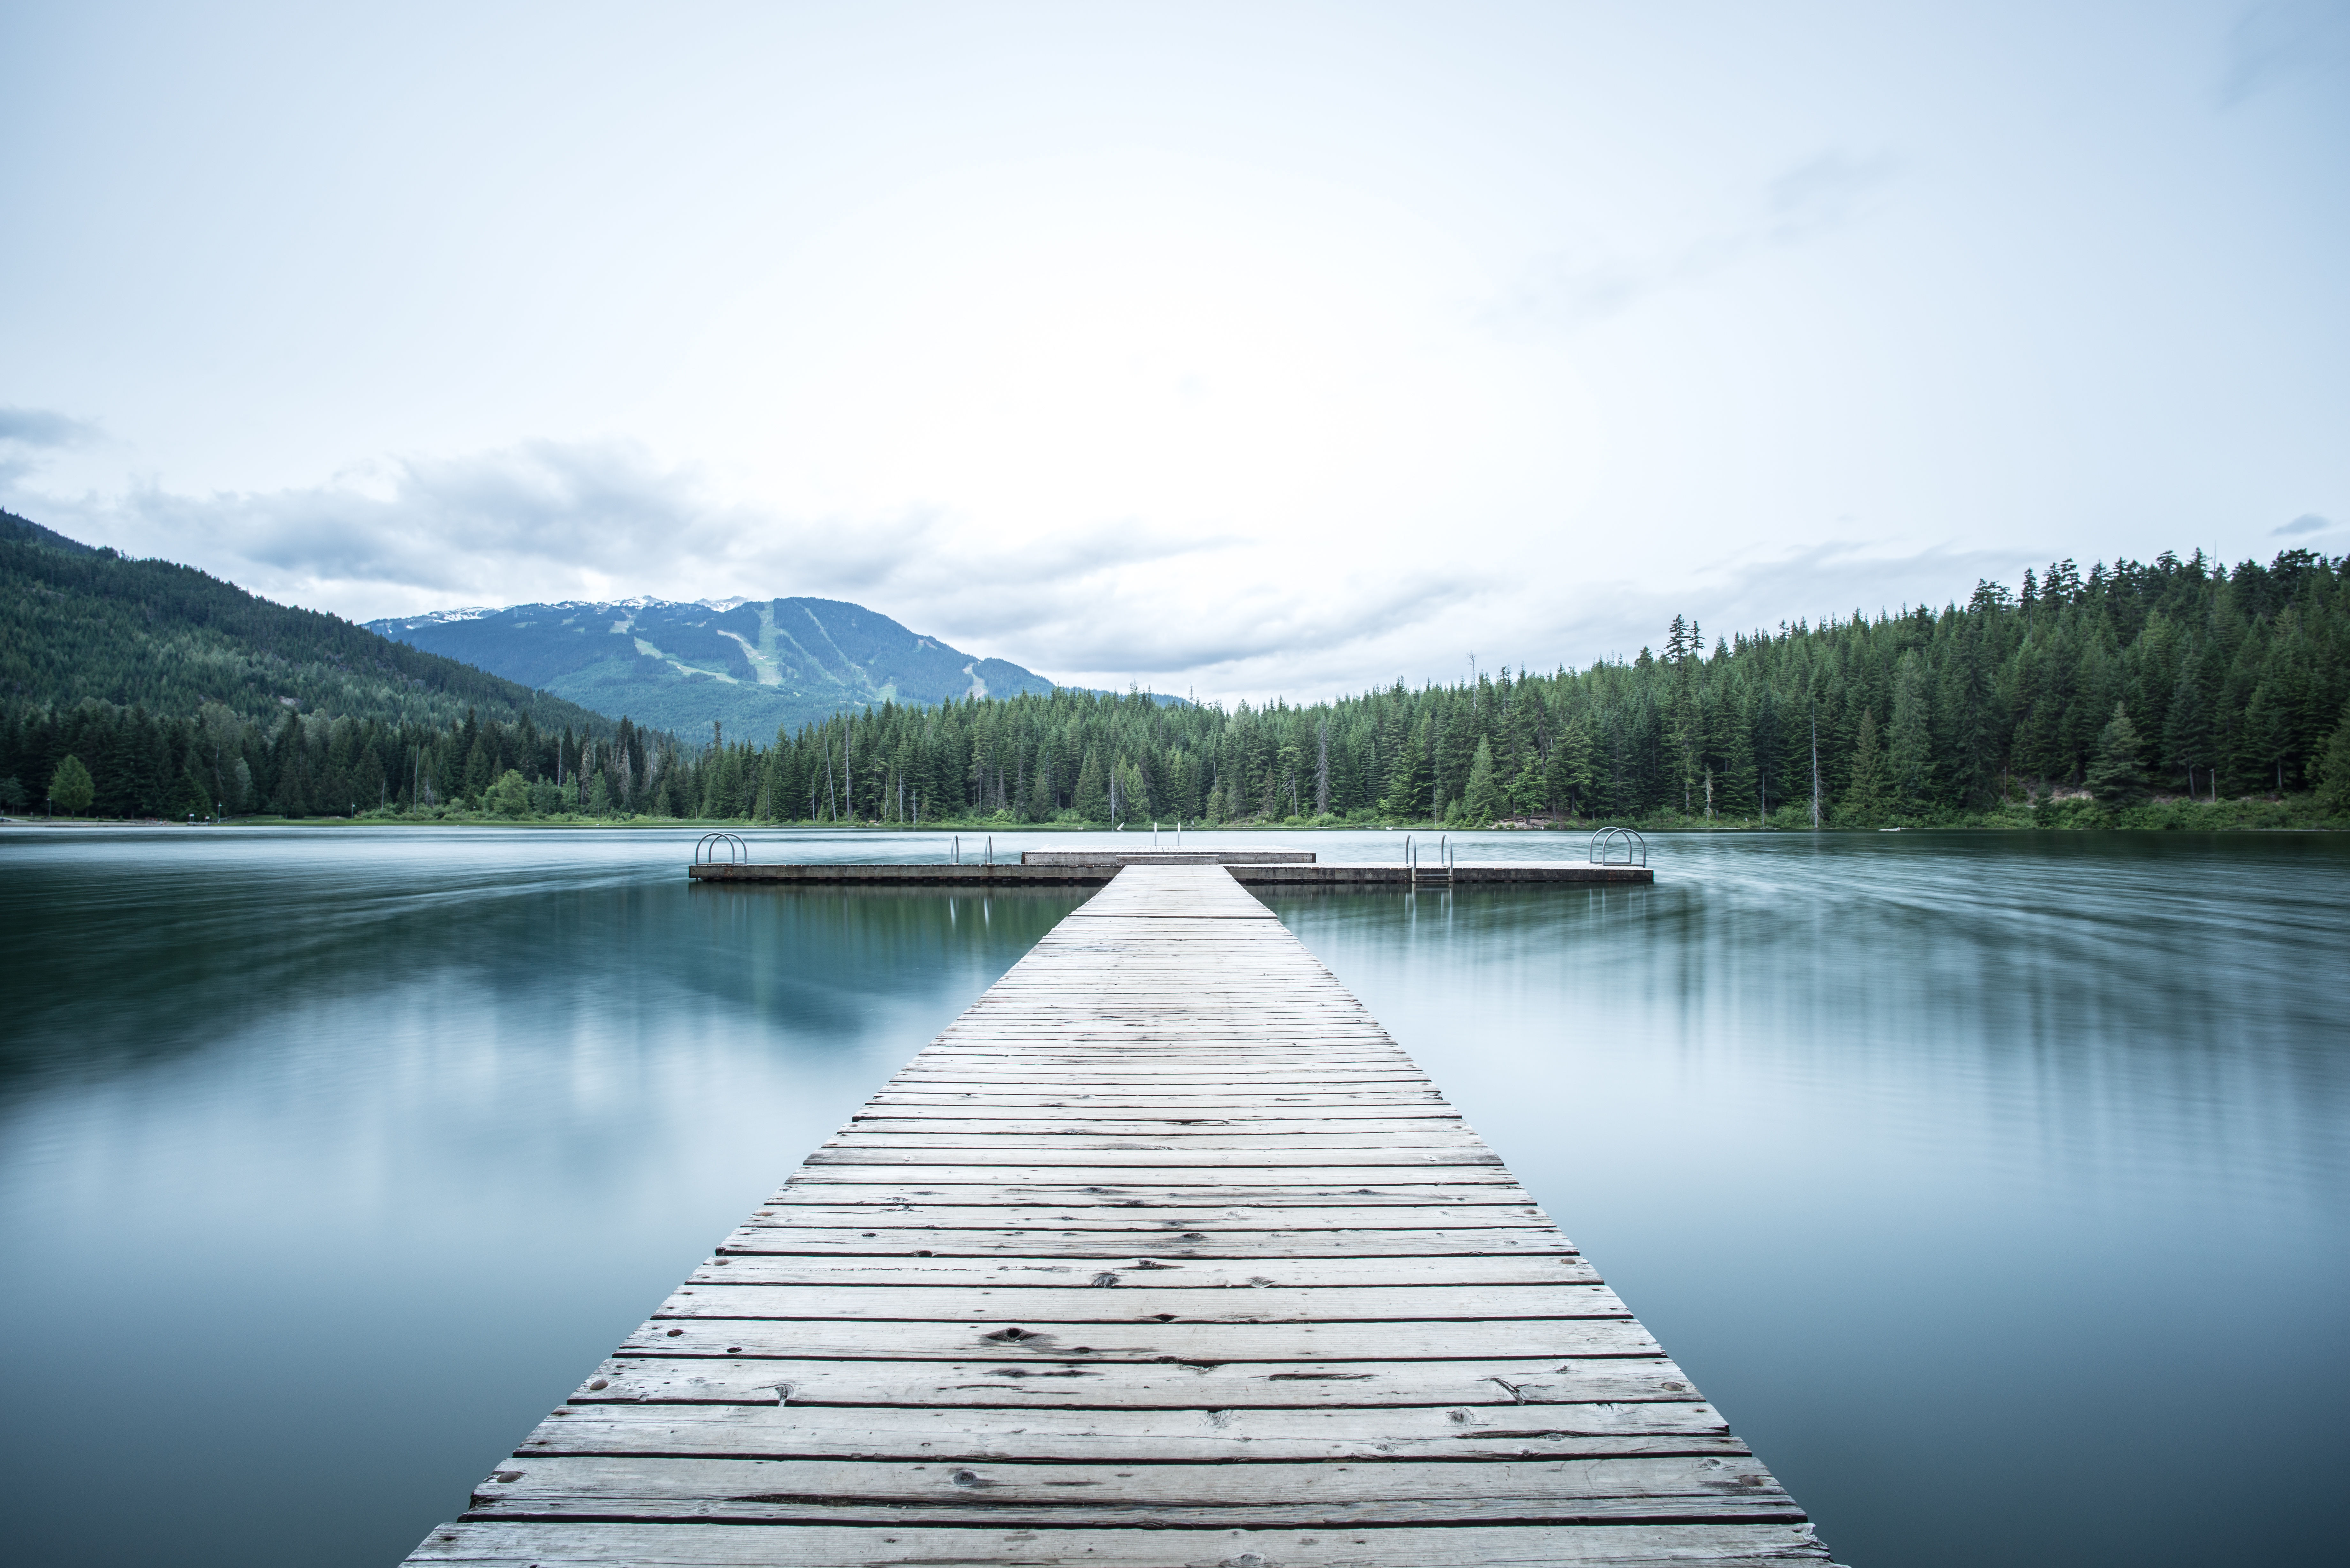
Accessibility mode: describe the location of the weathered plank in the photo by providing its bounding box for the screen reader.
[711,1226,1575,1257]
[752,1181,1531,1205]
[820,1131,1490,1152]
[800,1144,1496,1166]
[732,1202,1554,1229]
[776,1165,1527,1187]
[865,1090,1457,1108]
[402,865,1818,1567]
[841,1115,1476,1135]
[413,1521,1820,1565]
[569,1353,1707,1407]
[465,1453,1800,1526]
[511,1400,1743,1460]
[687,1255,1603,1290]
[648,1282,1632,1321]
[615,1315,1663,1360]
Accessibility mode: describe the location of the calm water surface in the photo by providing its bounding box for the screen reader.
[2,825,2344,1566]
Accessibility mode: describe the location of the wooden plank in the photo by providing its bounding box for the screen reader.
[777,1165,1526,1187]
[510,1399,1742,1460]
[614,1316,1662,1359]
[402,866,1816,1566]
[883,1072,1441,1087]
[712,1227,1574,1257]
[797,1150,1499,1168]
[570,1353,1706,1407]
[841,1116,1476,1134]
[750,1182,1531,1206]
[649,1283,1632,1322]
[412,1520,1829,1564]
[687,1255,1603,1290]
[817,1131,1492,1152]
[465,1454,1800,1525]
[864,1091,1457,1109]
[731,1203,1554,1229]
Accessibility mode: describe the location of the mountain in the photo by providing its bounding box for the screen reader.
[367,596,1065,739]
[0,508,620,735]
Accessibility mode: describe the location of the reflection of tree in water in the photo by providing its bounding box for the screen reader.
[0,842,1079,1104]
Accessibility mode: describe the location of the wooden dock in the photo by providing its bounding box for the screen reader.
[406,865,1820,1567]
[688,849,1653,888]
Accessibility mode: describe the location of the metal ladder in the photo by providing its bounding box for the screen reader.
[1404,833,1453,884]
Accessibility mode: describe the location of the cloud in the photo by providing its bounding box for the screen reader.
[0,440,2058,709]
[1765,152,1900,240]
[0,406,101,448]
[2272,512,2336,536]
[0,438,1309,682]
[1485,150,1897,335]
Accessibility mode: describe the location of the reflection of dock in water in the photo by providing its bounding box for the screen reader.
[685,844,1656,887]
[408,862,1831,1568]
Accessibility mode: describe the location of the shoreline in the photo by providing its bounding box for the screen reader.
[6,809,2346,835]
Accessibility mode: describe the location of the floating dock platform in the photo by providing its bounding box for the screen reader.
[406,864,1820,1567]
[688,848,1654,887]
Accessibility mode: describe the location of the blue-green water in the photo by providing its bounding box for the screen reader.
[1,826,2343,1565]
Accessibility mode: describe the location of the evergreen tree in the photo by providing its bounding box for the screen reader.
[2312,701,2350,815]
[462,735,493,803]
[49,753,94,815]
[270,744,311,816]
[1462,737,1504,825]
[1434,703,1476,810]
[1072,746,1108,821]
[1843,710,1889,823]
[1383,711,1432,816]
[2162,649,2219,798]
[2085,703,2149,804]
[1548,712,1595,818]
[1887,652,1937,812]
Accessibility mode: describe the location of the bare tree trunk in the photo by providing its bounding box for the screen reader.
[1315,720,1330,815]
[1810,714,1822,829]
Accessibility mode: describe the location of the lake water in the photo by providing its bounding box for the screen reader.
[2,825,2343,1566]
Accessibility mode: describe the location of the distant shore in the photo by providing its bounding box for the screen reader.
[7,794,2345,834]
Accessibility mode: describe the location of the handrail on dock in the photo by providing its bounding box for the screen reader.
[693,832,748,865]
[1404,832,1454,883]
[1589,825,1647,866]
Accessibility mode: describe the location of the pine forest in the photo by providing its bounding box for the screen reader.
[9,546,2349,828]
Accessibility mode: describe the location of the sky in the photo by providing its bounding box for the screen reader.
[2,1,2344,701]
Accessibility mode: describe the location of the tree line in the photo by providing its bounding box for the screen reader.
[0,700,667,820]
[11,546,2348,825]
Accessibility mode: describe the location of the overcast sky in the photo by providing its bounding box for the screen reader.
[2,2,2344,700]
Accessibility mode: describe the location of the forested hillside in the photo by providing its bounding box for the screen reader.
[672,547,2349,828]
[0,509,626,817]
[11,542,2347,826]
[1,511,615,731]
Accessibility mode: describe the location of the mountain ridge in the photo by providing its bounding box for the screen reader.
[367,594,1066,738]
